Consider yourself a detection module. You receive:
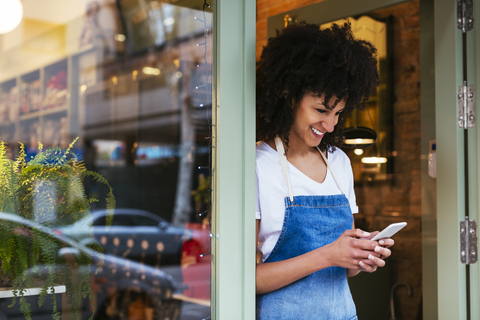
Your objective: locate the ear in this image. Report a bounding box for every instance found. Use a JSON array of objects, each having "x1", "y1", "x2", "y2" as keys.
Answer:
[{"x1": 290, "y1": 99, "x2": 296, "y2": 109}]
